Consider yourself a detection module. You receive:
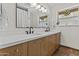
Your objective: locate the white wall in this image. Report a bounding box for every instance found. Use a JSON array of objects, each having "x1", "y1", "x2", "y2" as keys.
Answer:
[
  {"x1": 1, "y1": 3, "x2": 29, "y2": 35},
  {"x1": 1, "y1": 3, "x2": 51, "y2": 35},
  {"x1": 51, "y1": 3, "x2": 79, "y2": 49},
  {"x1": 2, "y1": 3, "x2": 16, "y2": 31}
]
